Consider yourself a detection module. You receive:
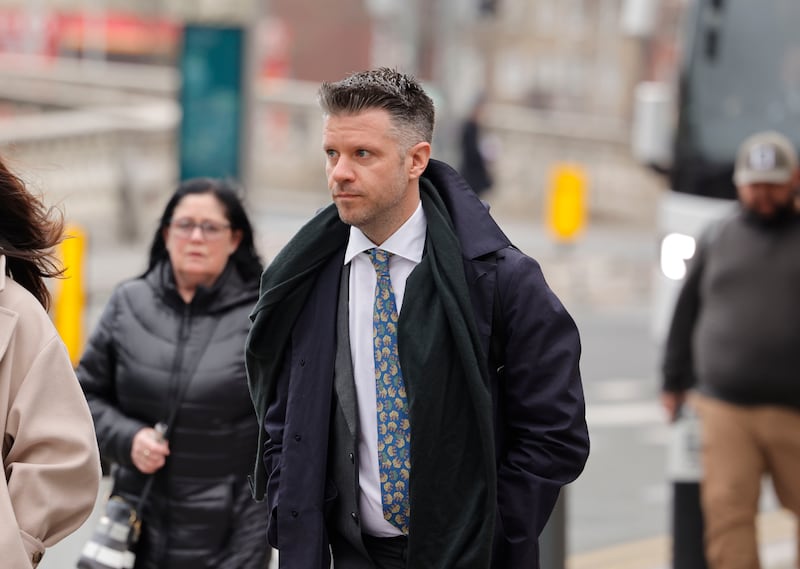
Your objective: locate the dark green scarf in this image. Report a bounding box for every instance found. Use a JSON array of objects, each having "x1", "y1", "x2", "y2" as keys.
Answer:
[{"x1": 247, "y1": 180, "x2": 496, "y2": 568}]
